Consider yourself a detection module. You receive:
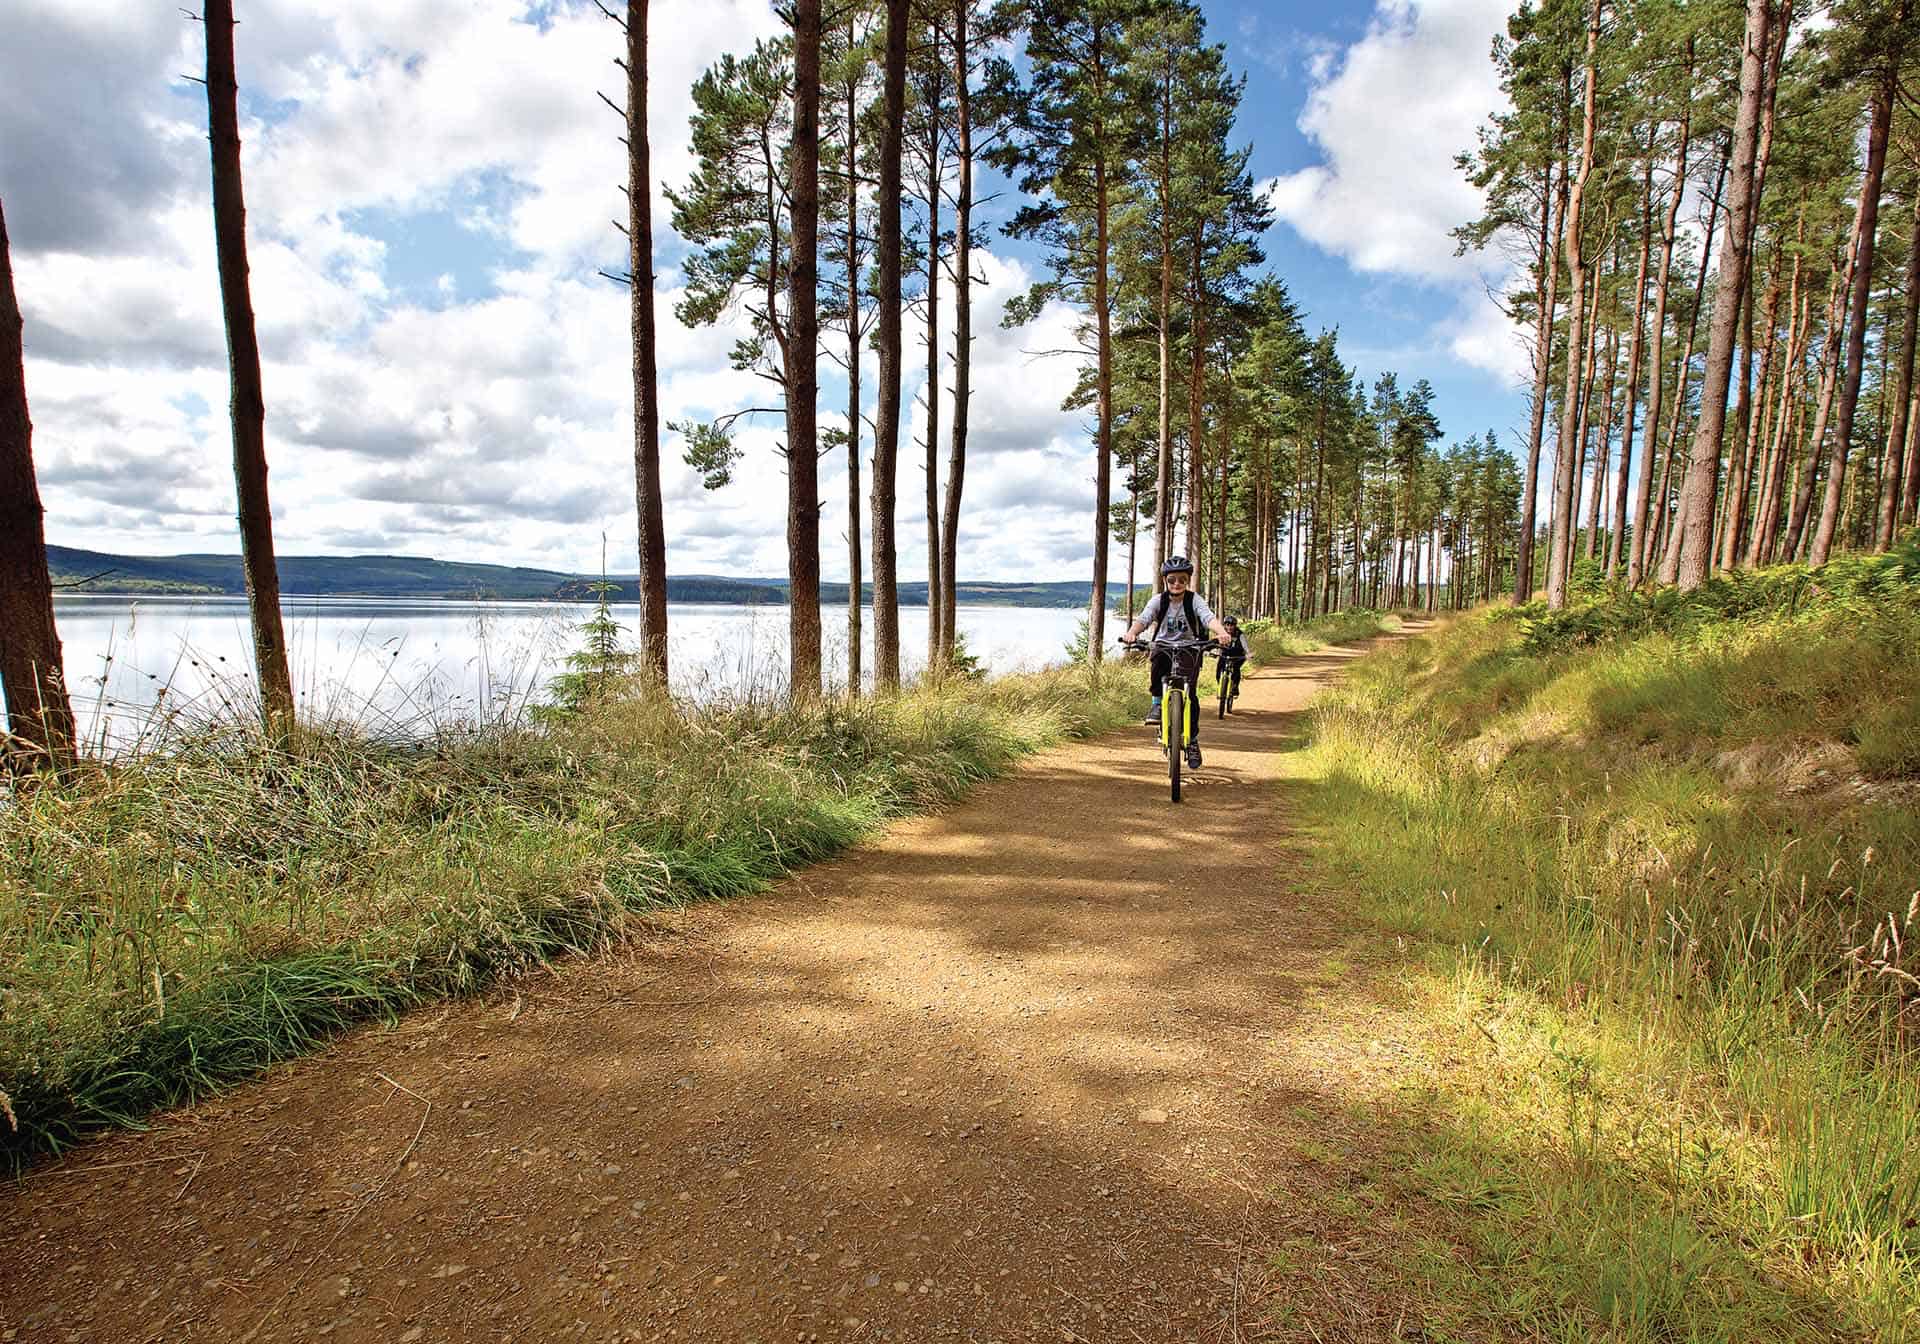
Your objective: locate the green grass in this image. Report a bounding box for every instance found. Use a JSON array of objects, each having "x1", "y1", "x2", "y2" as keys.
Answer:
[
  {"x1": 1283, "y1": 561, "x2": 1920, "y2": 1341},
  {"x1": 0, "y1": 661, "x2": 1145, "y2": 1169},
  {"x1": 1244, "y1": 607, "x2": 1399, "y2": 663}
]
